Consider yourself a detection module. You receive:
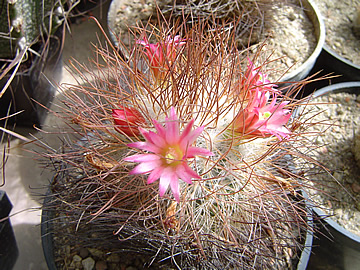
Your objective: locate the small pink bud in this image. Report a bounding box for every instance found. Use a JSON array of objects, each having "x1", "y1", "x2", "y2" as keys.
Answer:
[
  {"x1": 137, "y1": 36, "x2": 186, "y2": 81},
  {"x1": 112, "y1": 107, "x2": 146, "y2": 137}
]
